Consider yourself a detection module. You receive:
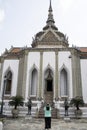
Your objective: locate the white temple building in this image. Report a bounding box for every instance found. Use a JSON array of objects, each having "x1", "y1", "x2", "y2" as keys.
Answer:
[{"x1": 0, "y1": 0, "x2": 87, "y2": 117}]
